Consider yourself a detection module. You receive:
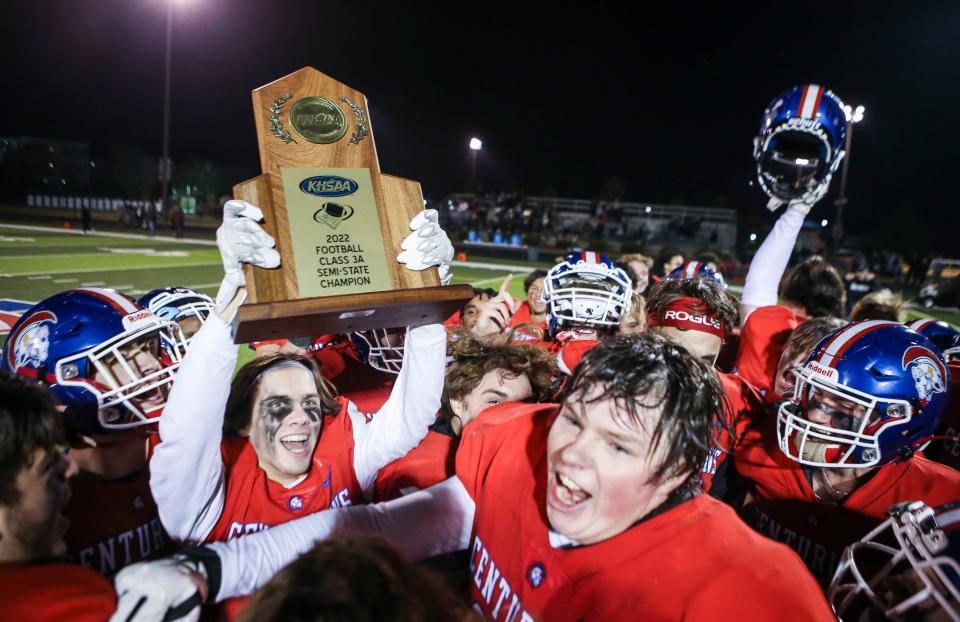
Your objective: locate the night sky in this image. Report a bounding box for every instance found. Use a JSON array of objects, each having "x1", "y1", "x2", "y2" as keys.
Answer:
[{"x1": 2, "y1": 1, "x2": 958, "y2": 251}]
